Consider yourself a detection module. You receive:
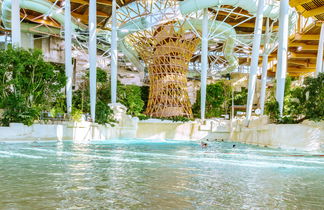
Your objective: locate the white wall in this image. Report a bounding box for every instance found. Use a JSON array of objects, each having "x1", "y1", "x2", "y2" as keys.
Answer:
[
  {"x1": 136, "y1": 119, "x2": 231, "y2": 141},
  {"x1": 230, "y1": 118, "x2": 324, "y2": 151},
  {"x1": 0, "y1": 122, "x2": 120, "y2": 141},
  {"x1": 0, "y1": 114, "x2": 323, "y2": 151}
]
